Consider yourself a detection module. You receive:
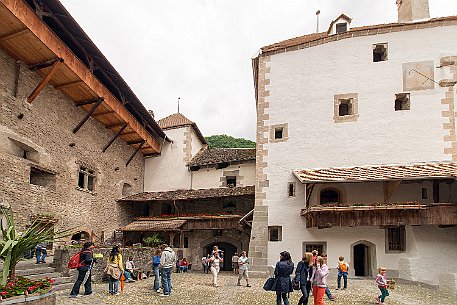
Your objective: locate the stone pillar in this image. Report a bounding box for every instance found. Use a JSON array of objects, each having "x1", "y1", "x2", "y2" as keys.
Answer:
[{"x1": 397, "y1": 0, "x2": 430, "y2": 22}]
